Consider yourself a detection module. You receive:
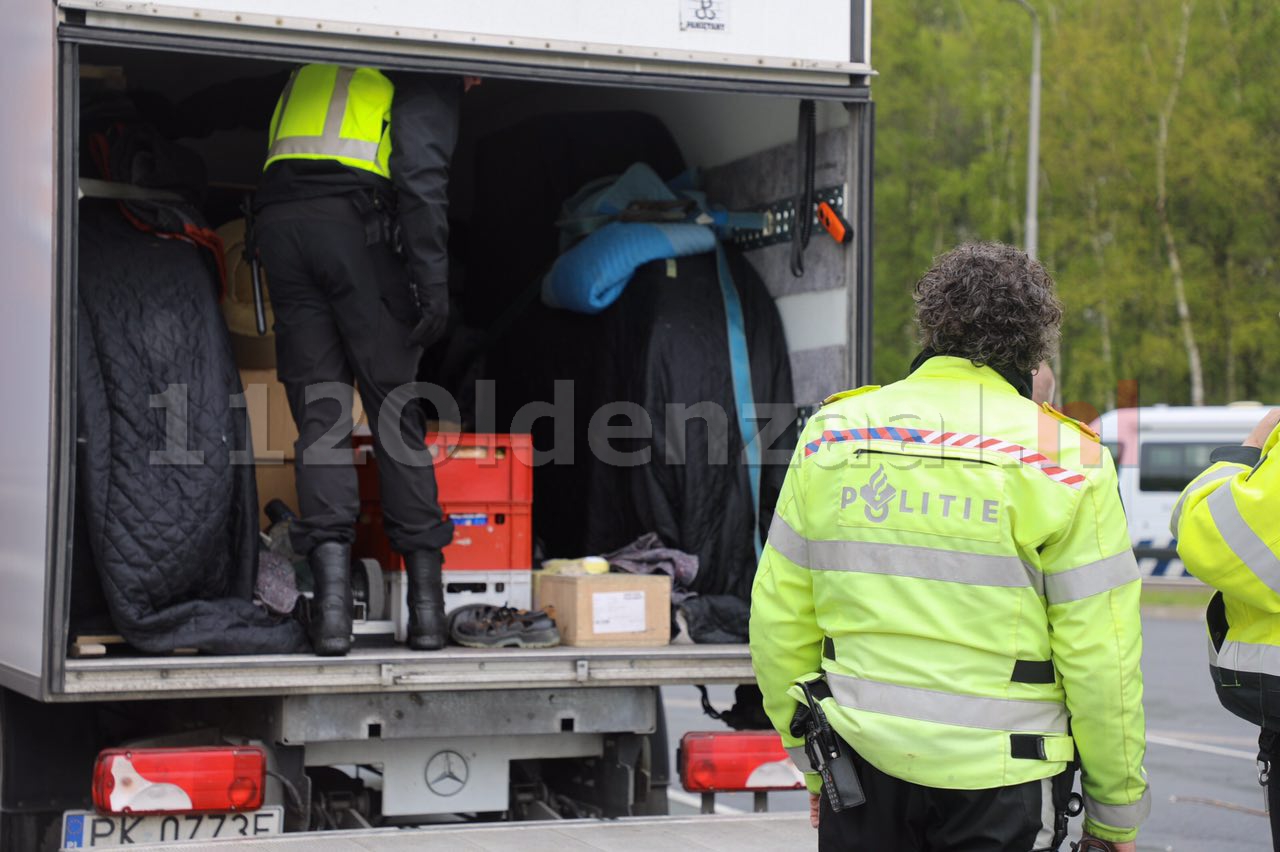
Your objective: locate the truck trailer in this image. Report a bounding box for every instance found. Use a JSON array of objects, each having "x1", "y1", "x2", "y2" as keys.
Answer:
[{"x1": 0, "y1": 1, "x2": 875, "y2": 847}]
